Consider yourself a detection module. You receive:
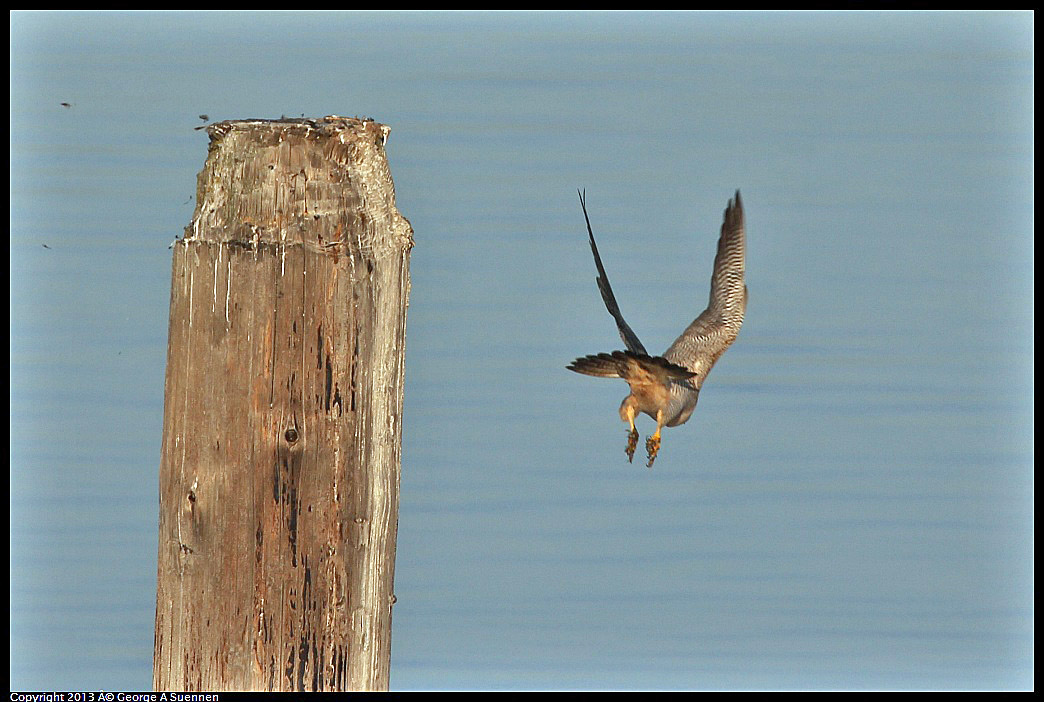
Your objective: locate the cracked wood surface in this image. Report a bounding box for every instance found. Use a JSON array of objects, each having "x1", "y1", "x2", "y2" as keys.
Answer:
[{"x1": 154, "y1": 116, "x2": 412, "y2": 692}]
